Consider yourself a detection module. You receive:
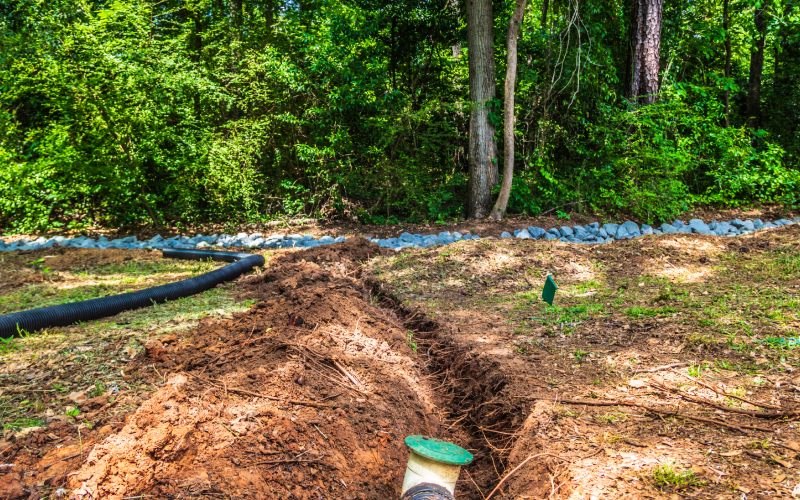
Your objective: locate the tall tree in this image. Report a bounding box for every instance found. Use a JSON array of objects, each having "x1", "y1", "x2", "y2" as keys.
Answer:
[
  {"x1": 747, "y1": 0, "x2": 769, "y2": 126},
  {"x1": 466, "y1": 0, "x2": 498, "y2": 219},
  {"x1": 490, "y1": 0, "x2": 527, "y2": 220},
  {"x1": 723, "y1": 0, "x2": 732, "y2": 125},
  {"x1": 628, "y1": 0, "x2": 663, "y2": 103}
]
